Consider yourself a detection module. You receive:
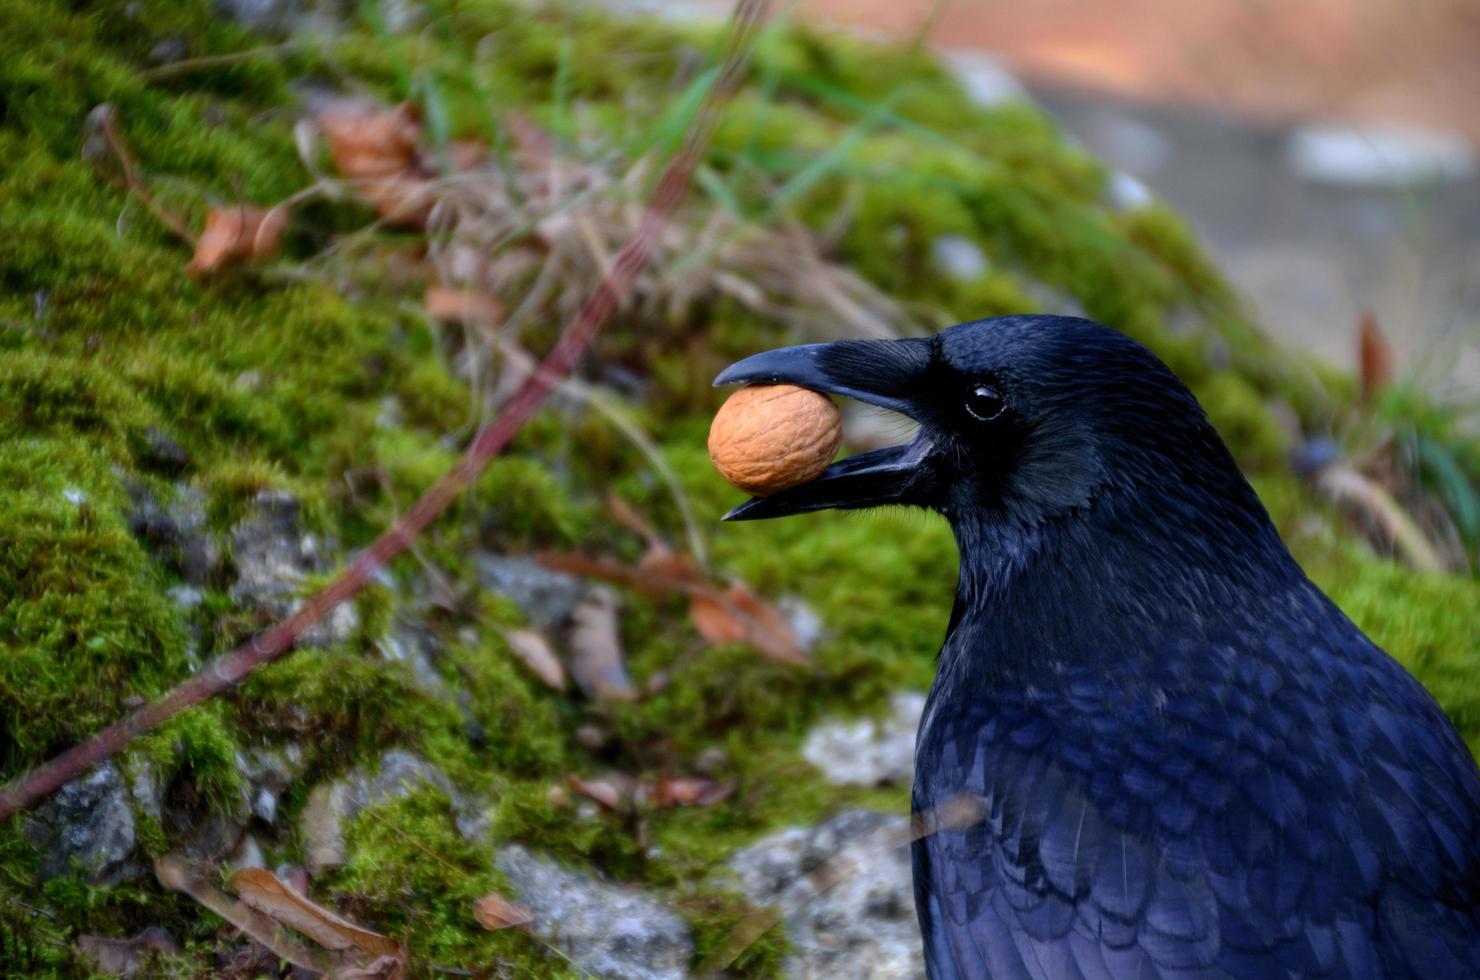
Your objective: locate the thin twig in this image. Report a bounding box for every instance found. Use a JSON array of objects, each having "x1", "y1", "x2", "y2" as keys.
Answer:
[
  {"x1": 95, "y1": 105, "x2": 197, "y2": 244},
  {"x1": 138, "y1": 41, "x2": 303, "y2": 81},
  {"x1": 0, "y1": 0, "x2": 771, "y2": 823}
]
